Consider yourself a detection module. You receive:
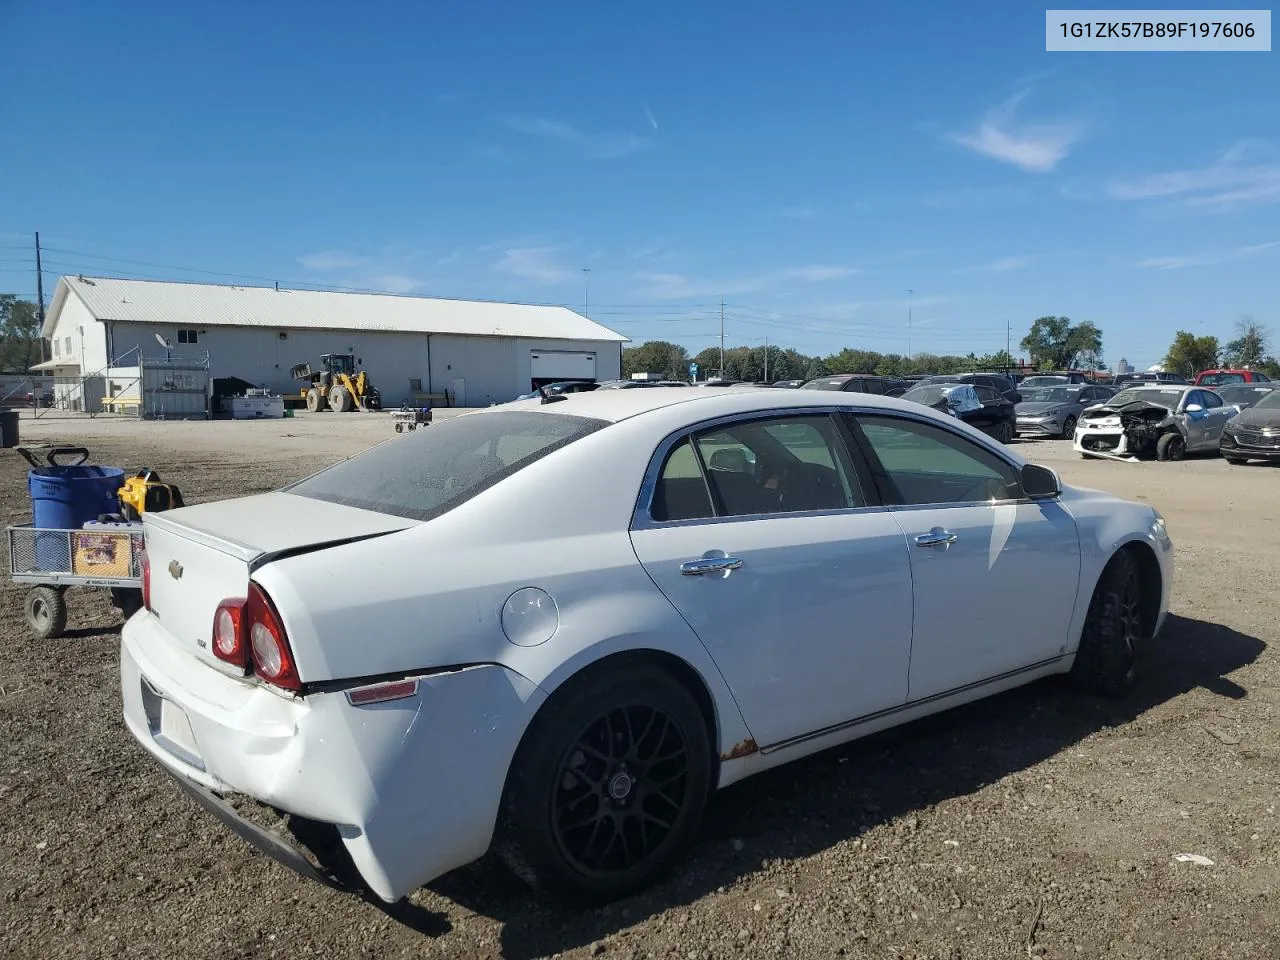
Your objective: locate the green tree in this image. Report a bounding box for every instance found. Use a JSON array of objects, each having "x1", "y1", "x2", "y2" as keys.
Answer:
[
  {"x1": 823, "y1": 348, "x2": 882, "y2": 375},
  {"x1": 1163, "y1": 331, "x2": 1220, "y2": 378},
  {"x1": 1020, "y1": 316, "x2": 1104, "y2": 370},
  {"x1": 621, "y1": 340, "x2": 690, "y2": 380},
  {"x1": 692, "y1": 346, "x2": 723, "y2": 378},
  {"x1": 0, "y1": 295, "x2": 43, "y2": 372},
  {"x1": 1222, "y1": 316, "x2": 1271, "y2": 369}
]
